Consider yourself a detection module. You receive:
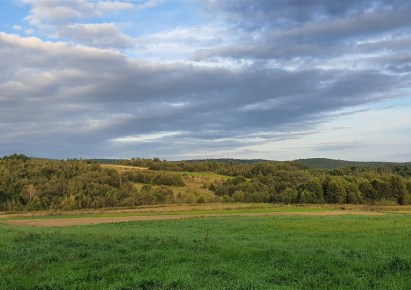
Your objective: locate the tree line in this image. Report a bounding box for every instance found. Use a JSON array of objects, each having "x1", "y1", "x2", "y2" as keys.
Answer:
[
  {"x1": 1, "y1": 154, "x2": 410, "y2": 211},
  {"x1": 121, "y1": 158, "x2": 411, "y2": 205},
  {"x1": 0, "y1": 154, "x2": 185, "y2": 211}
]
